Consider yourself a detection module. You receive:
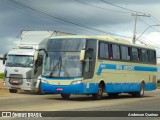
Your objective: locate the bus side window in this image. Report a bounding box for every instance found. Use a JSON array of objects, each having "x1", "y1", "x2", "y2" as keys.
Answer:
[
  {"x1": 99, "y1": 42, "x2": 109, "y2": 59},
  {"x1": 138, "y1": 49, "x2": 141, "y2": 61},
  {"x1": 148, "y1": 50, "x2": 156, "y2": 64},
  {"x1": 109, "y1": 44, "x2": 113, "y2": 60},
  {"x1": 141, "y1": 49, "x2": 147, "y2": 63},
  {"x1": 132, "y1": 48, "x2": 139, "y2": 62},
  {"x1": 112, "y1": 44, "x2": 120, "y2": 60}
]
